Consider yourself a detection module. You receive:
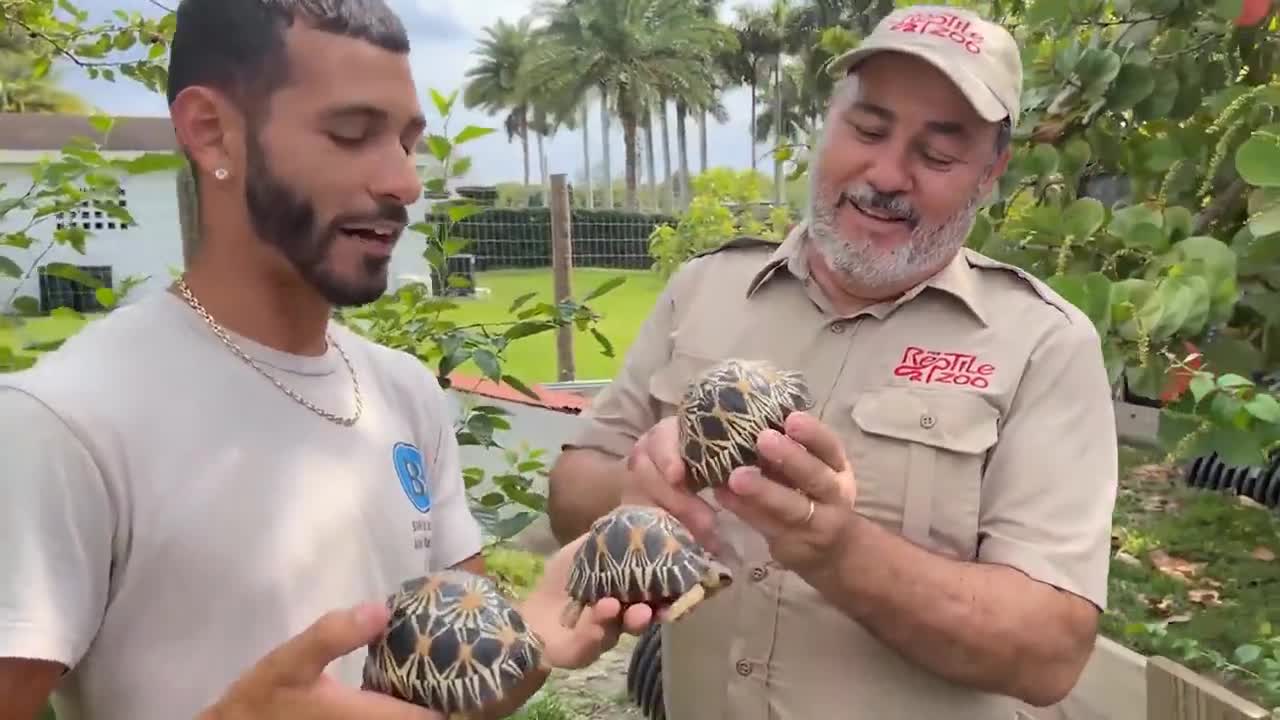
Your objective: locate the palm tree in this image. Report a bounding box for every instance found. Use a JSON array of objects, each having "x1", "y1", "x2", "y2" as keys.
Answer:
[
  {"x1": 462, "y1": 17, "x2": 536, "y2": 188},
  {"x1": 523, "y1": 0, "x2": 735, "y2": 210}
]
